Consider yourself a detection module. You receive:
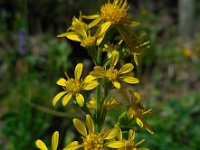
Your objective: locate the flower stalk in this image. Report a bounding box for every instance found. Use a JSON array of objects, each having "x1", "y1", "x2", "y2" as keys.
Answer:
[{"x1": 35, "y1": 0, "x2": 154, "y2": 149}]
